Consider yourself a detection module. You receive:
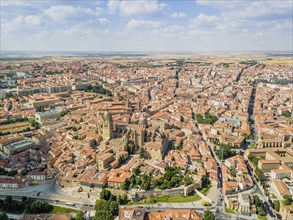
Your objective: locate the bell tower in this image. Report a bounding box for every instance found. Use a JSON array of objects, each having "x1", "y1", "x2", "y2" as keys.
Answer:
[{"x1": 102, "y1": 109, "x2": 113, "y2": 140}]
